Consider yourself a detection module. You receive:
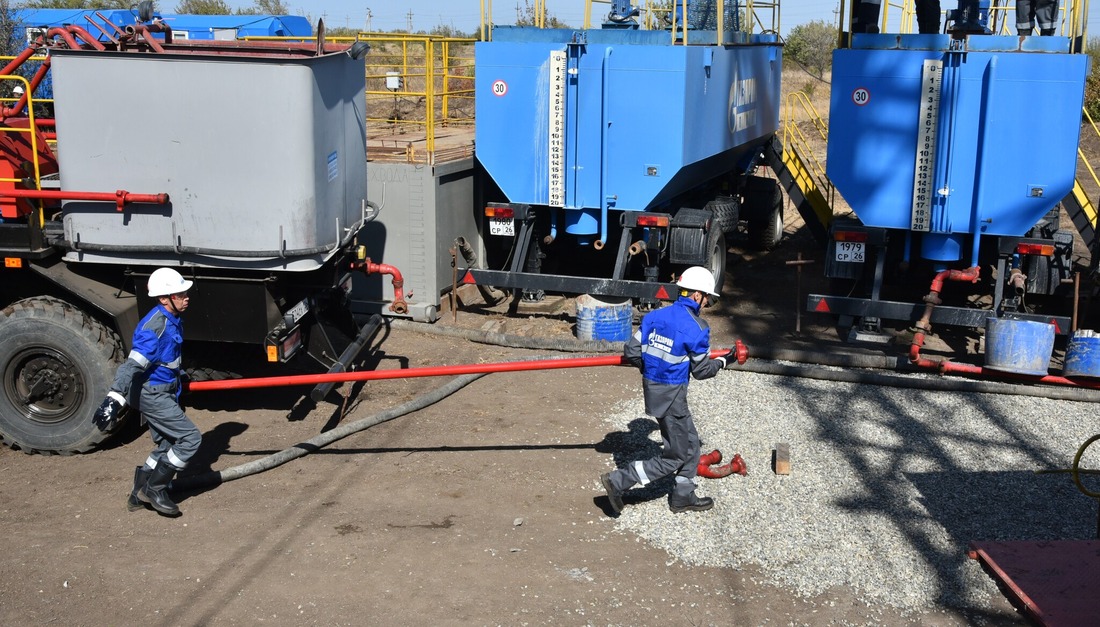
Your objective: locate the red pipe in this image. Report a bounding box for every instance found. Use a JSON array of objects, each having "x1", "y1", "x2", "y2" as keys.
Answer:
[
  {"x1": 355, "y1": 259, "x2": 408, "y2": 314},
  {"x1": 45, "y1": 27, "x2": 81, "y2": 50},
  {"x1": 2, "y1": 56, "x2": 51, "y2": 118},
  {"x1": 124, "y1": 24, "x2": 166, "y2": 53},
  {"x1": 0, "y1": 189, "x2": 169, "y2": 211},
  {"x1": 909, "y1": 267, "x2": 980, "y2": 369},
  {"x1": 187, "y1": 347, "x2": 741, "y2": 392},
  {"x1": 697, "y1": 449, "x2": 747, "y2": 478},
  {"x1": 0, "y1": 46, "x2": 38, "y2": 76},
  {"x1": 64, "y1": 25, "x2": 106, "y2": 51}
]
